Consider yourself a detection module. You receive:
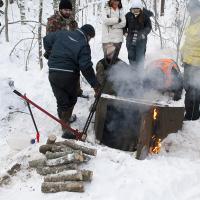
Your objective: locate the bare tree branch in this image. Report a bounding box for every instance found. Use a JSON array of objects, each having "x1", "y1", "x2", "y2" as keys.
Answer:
[{"x1": 0, "y1": 20, "x2": 46, "y2": 35}]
